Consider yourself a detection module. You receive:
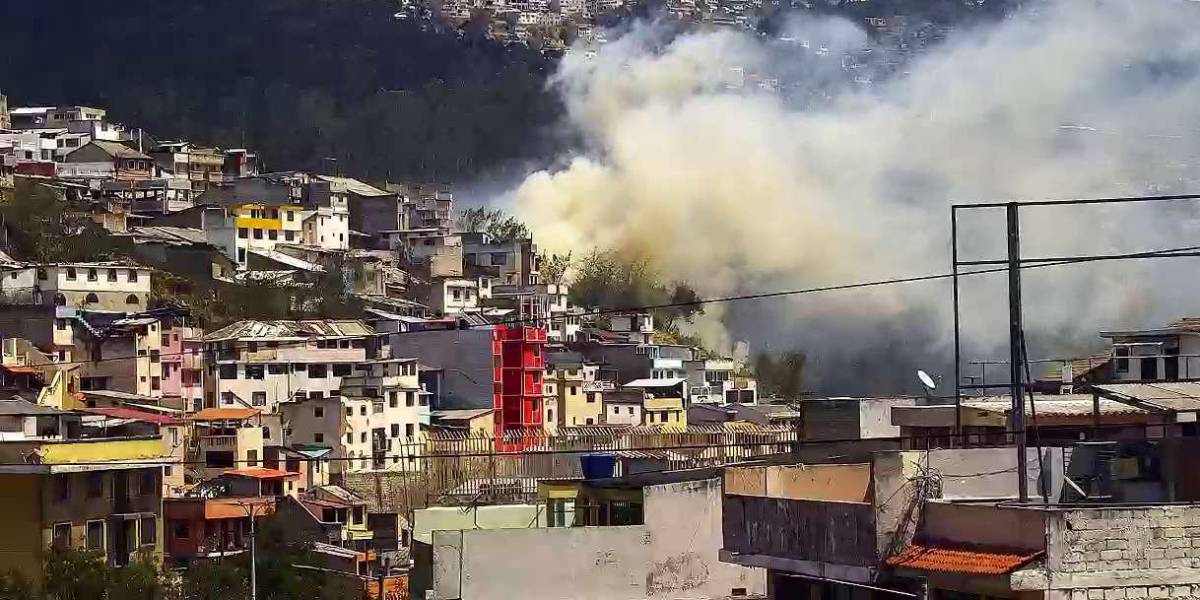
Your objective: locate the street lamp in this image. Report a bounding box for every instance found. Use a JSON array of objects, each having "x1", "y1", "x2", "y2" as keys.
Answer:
[{"x1": 235, "y1": 499, "x2": 272, "y2": 600}]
